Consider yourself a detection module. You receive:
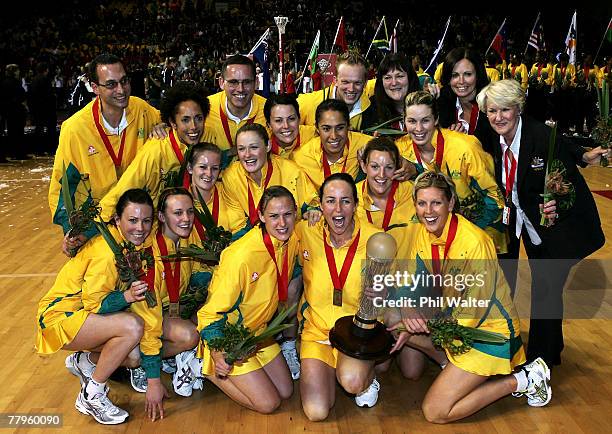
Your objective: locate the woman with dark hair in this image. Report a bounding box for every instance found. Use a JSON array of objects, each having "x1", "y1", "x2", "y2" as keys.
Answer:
[
  {"x1": 36, "y1": 189, "x2": 155, "y2": 425},
  {"x1": 197, "y1": 186, "x2": 299, "y2": 413},
  {"x1": 361, "y1": 53, "x2": 419, "y2": 131},
  {"x1": 426, "y1": 47, "x2": 496, "y2": 155},
  {"x1": 97, "y1": 80, "x2": 211, "y2": 223}
]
